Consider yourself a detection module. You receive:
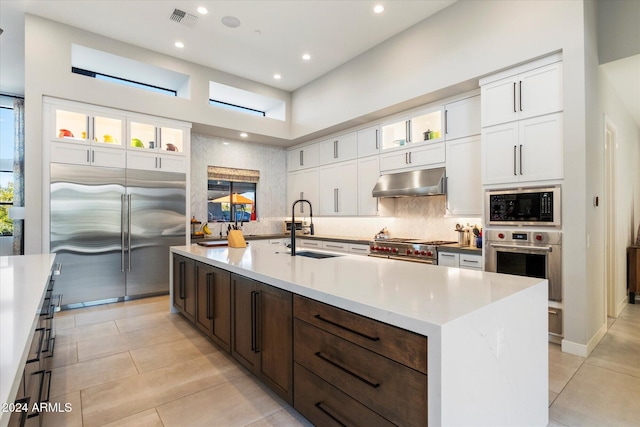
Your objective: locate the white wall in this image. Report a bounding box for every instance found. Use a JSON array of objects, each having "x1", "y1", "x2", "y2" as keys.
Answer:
[
  {"x1": 23, "y1": 14, "x2": 291, "y2": 255},
  {"x1": 190, "y1": 133, "x2": 287, "y2": 236}
]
